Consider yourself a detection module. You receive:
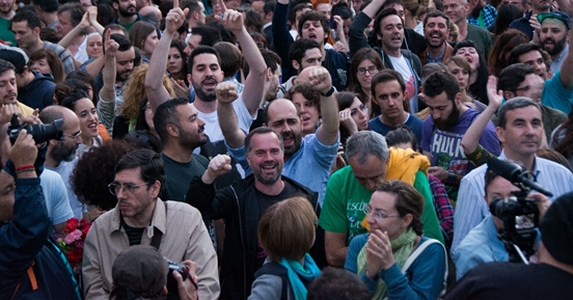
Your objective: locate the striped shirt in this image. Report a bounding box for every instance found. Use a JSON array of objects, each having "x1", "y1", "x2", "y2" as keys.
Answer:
[{"x1": 451, "y1": 151, "x2": 573, "y2": 255}]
